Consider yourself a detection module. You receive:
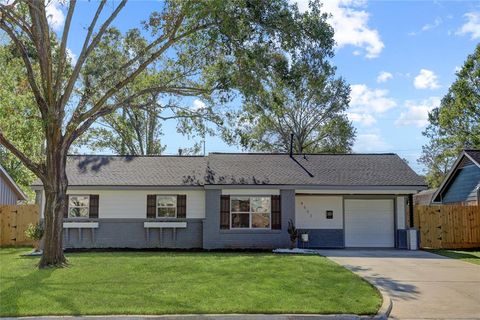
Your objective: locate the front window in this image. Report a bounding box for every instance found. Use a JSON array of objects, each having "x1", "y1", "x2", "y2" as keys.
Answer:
[
  {"x1": 231, "y1": 196, "x2": 271, "y2": 229},
  {"x1": 68, "y1": 195, "x2": 89, "y2": 218},
  {"x1": 157, "y1": 195, "x2": 177, "y2": 218}
]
